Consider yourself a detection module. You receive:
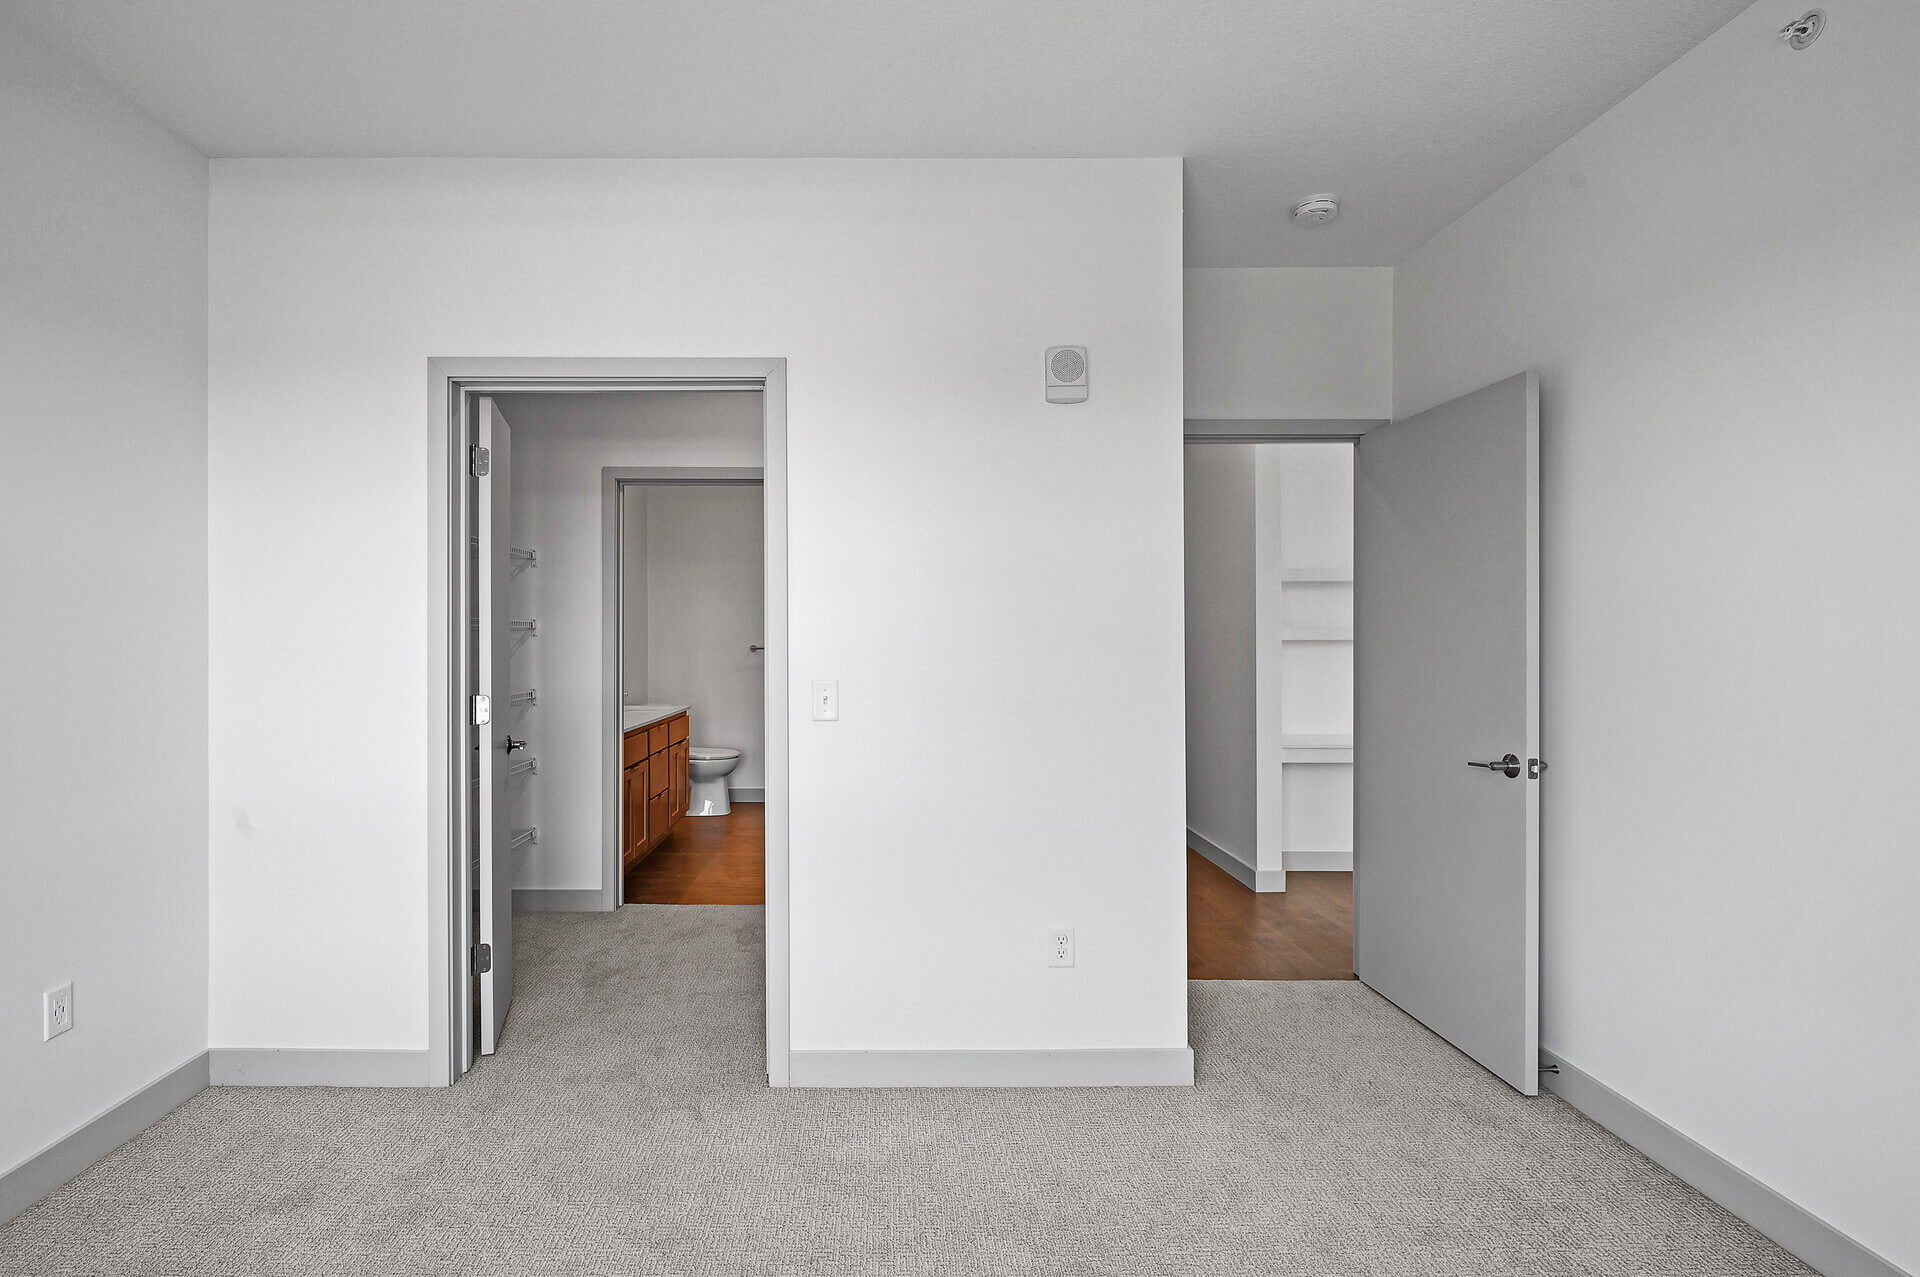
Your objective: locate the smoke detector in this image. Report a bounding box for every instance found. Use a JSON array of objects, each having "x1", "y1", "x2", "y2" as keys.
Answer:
[
  {"x1": 1779, "y1": 8, "x2": 1824, "y2": 48},
  {"x1": 1292, "y1": 195, "x2": 1340, "y2": 227}
]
